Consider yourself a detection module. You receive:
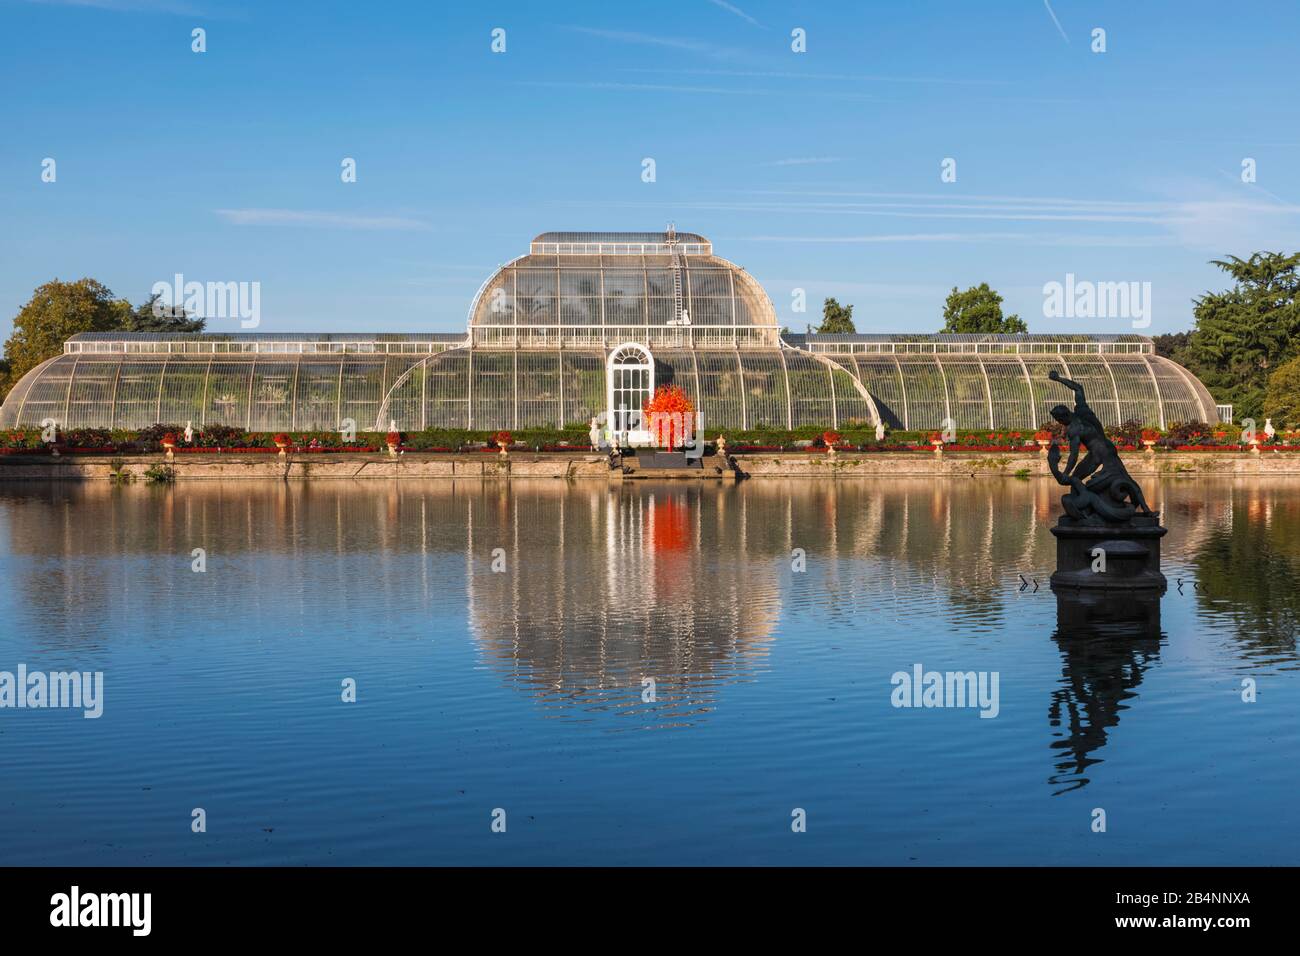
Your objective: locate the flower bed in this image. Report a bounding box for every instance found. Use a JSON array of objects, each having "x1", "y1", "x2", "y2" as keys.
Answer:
[
  {"x1": 933, "y1": 444, "x2": 1034, "y2": 453},
  {"x1": 296, "y1": 446, "x2": 379, "y2": 453},
  {"x1": 849, "y1": 444, "x2": 934, "y2": 452}
]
